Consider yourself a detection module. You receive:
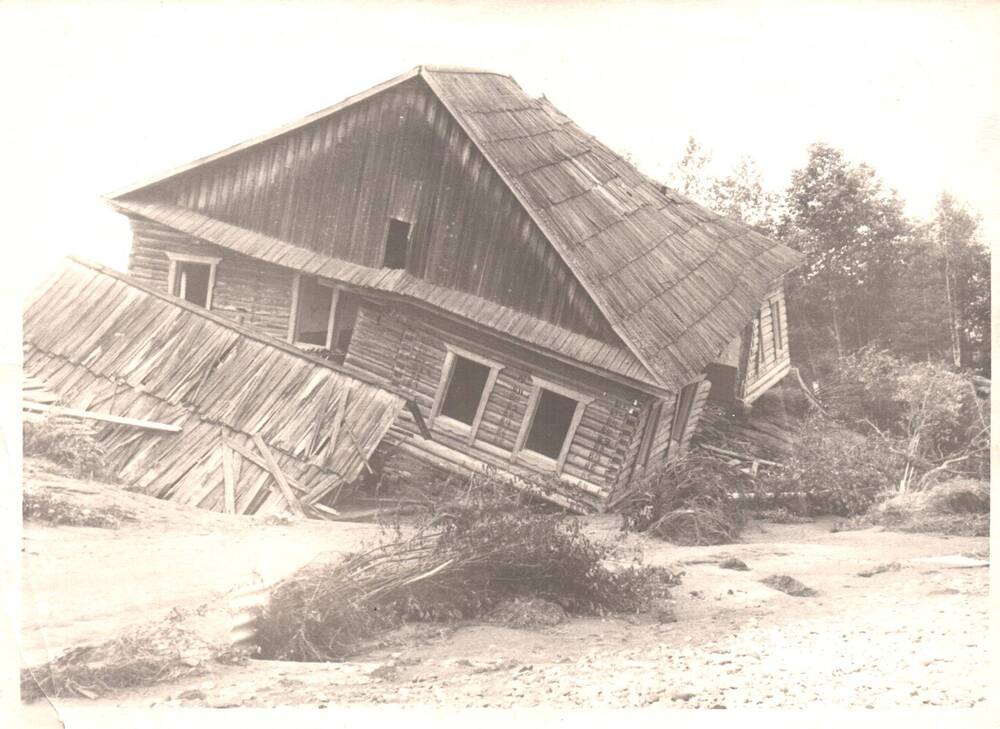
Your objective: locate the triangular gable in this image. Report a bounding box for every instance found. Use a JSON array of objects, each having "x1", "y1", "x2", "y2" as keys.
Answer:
[{"x1": 109, "y1": 66, "x2": 804, "y2": 390}]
